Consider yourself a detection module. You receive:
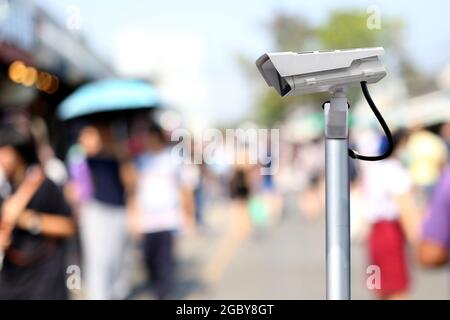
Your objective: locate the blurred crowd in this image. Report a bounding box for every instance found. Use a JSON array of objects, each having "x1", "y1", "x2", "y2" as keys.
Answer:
[
  {"x1": 0, "y1": 108, "x2": 283, "y2": 300},
  {"x1": 0, "y1": 105, "x2": 450, "y2": 300},
  {"x1": 283, "y1": 122, "x2": 450, "y2": 299},
  {"x1": 1, "y1": 0, "x2": 450, "y2": 301}
]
